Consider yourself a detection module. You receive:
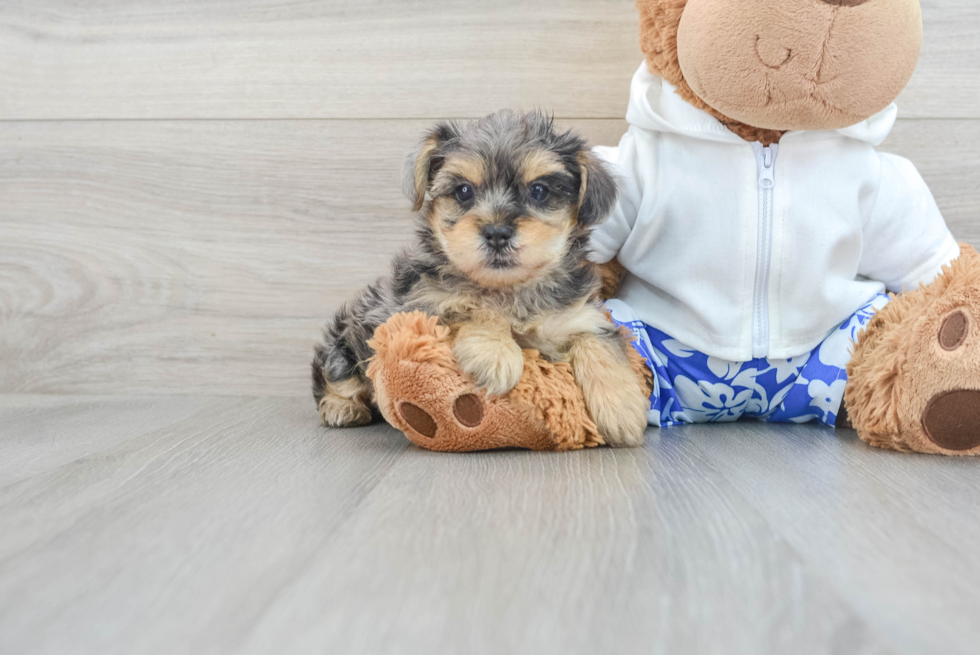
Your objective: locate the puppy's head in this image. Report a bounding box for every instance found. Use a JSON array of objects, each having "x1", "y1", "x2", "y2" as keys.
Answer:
[{"x1": 405, "y1": 111, "x2": 617, "y2": 288}]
